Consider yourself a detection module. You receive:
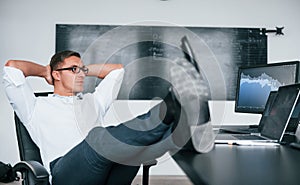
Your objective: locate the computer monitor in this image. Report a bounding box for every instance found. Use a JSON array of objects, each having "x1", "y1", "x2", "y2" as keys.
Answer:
[{"x1": 235, "y1": 61, "x2": 299, "y2": 114}]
